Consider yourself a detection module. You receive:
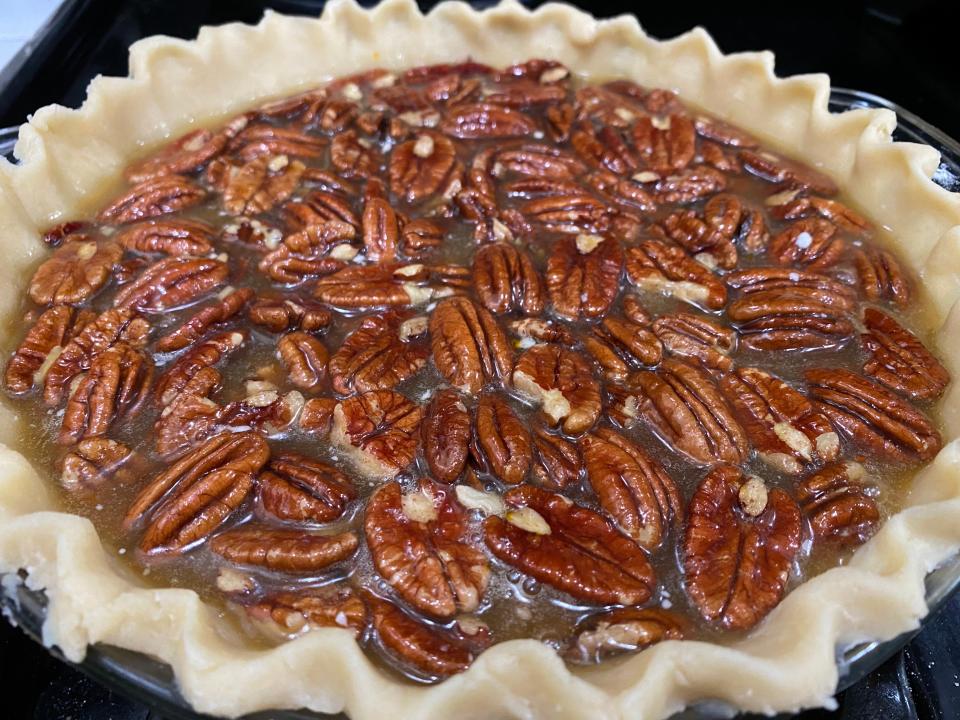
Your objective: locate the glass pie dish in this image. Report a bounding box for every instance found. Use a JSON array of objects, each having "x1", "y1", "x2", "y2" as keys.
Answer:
[{"x1": 1, "y1": 84, "x2": 959, "y2": 720}]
